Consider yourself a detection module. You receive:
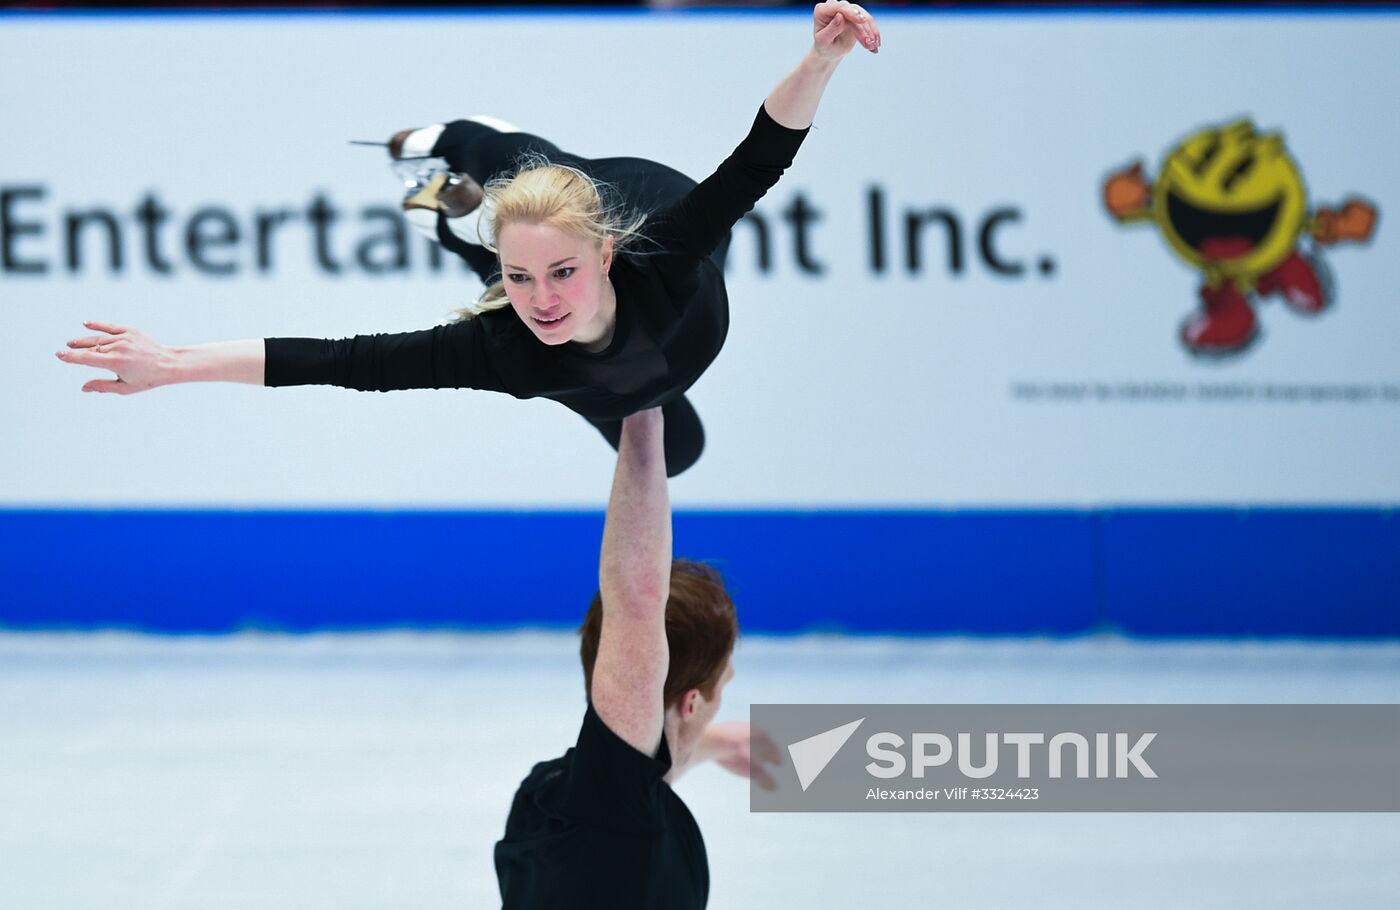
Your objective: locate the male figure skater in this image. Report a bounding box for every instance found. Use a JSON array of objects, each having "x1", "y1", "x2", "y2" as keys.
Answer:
[{"x1": 493, "y1": 407, "x2": 779, "y2": 908}]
